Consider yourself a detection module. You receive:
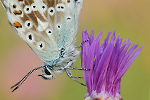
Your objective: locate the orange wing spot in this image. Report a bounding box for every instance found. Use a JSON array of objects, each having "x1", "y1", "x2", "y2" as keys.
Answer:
[
  {"x1": 13, "y1": 21, "x2": 22, "y2": 28},
  {"x1": 67, "y1": 0, "x2": 70, "y2": 3},
  {"x1": 13, "y1": 10, "x2": 22, "y2": 15}
]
